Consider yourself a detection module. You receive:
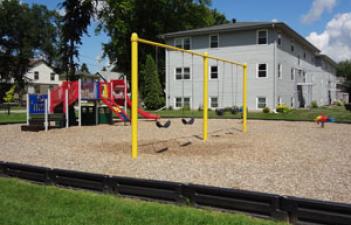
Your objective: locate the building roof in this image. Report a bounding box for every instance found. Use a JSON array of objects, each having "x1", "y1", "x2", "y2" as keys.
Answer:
[{"x1": 160, "y1": 21, "x2": 321, "y2": 54}]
